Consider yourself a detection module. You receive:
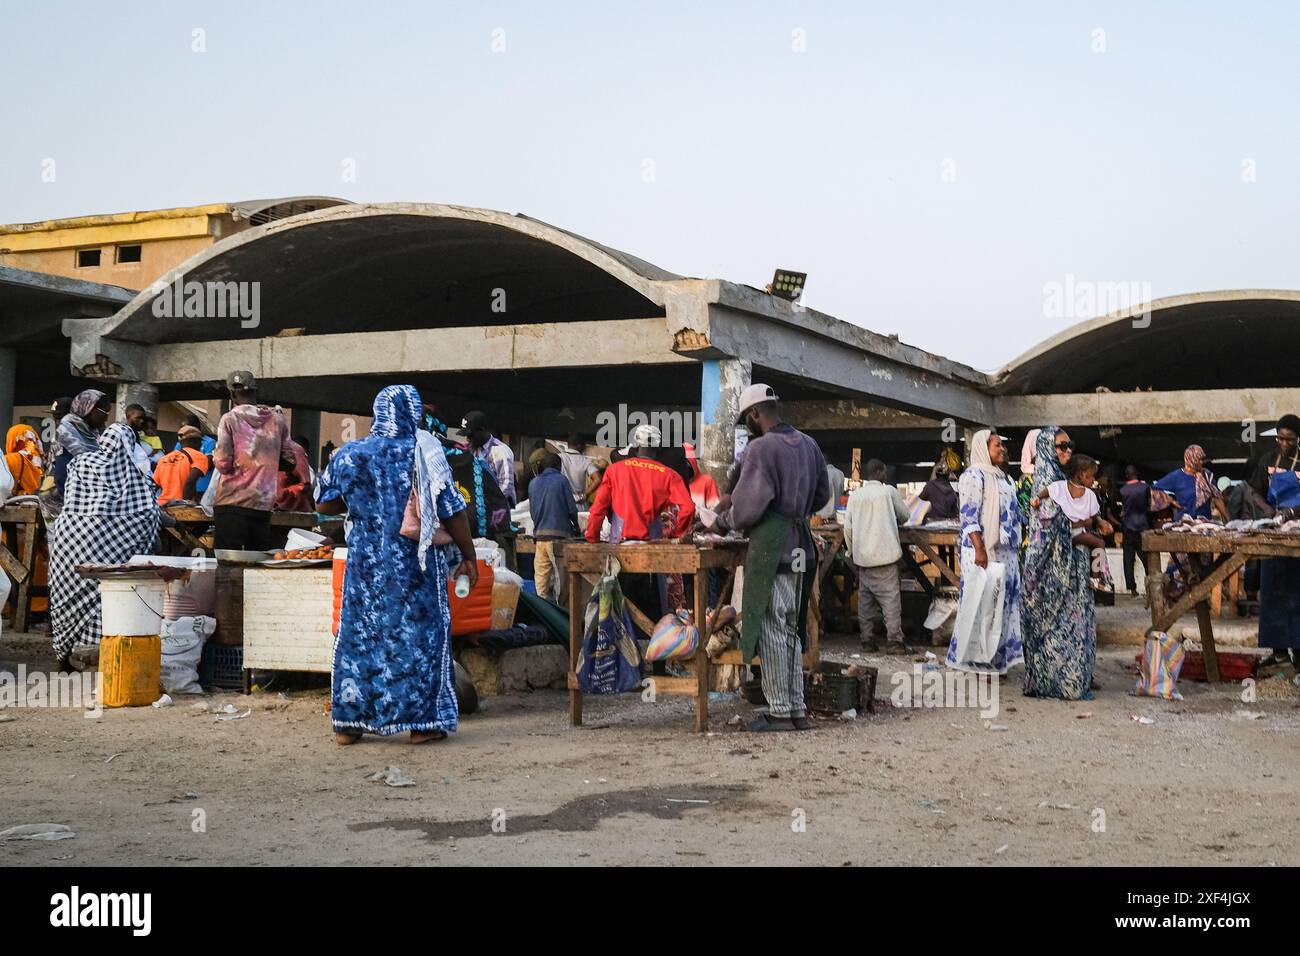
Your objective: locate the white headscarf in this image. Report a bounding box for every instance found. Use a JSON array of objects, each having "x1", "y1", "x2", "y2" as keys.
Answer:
[{"x1": 969, "y1": 428, "x2": 1008, "y2": 547}]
